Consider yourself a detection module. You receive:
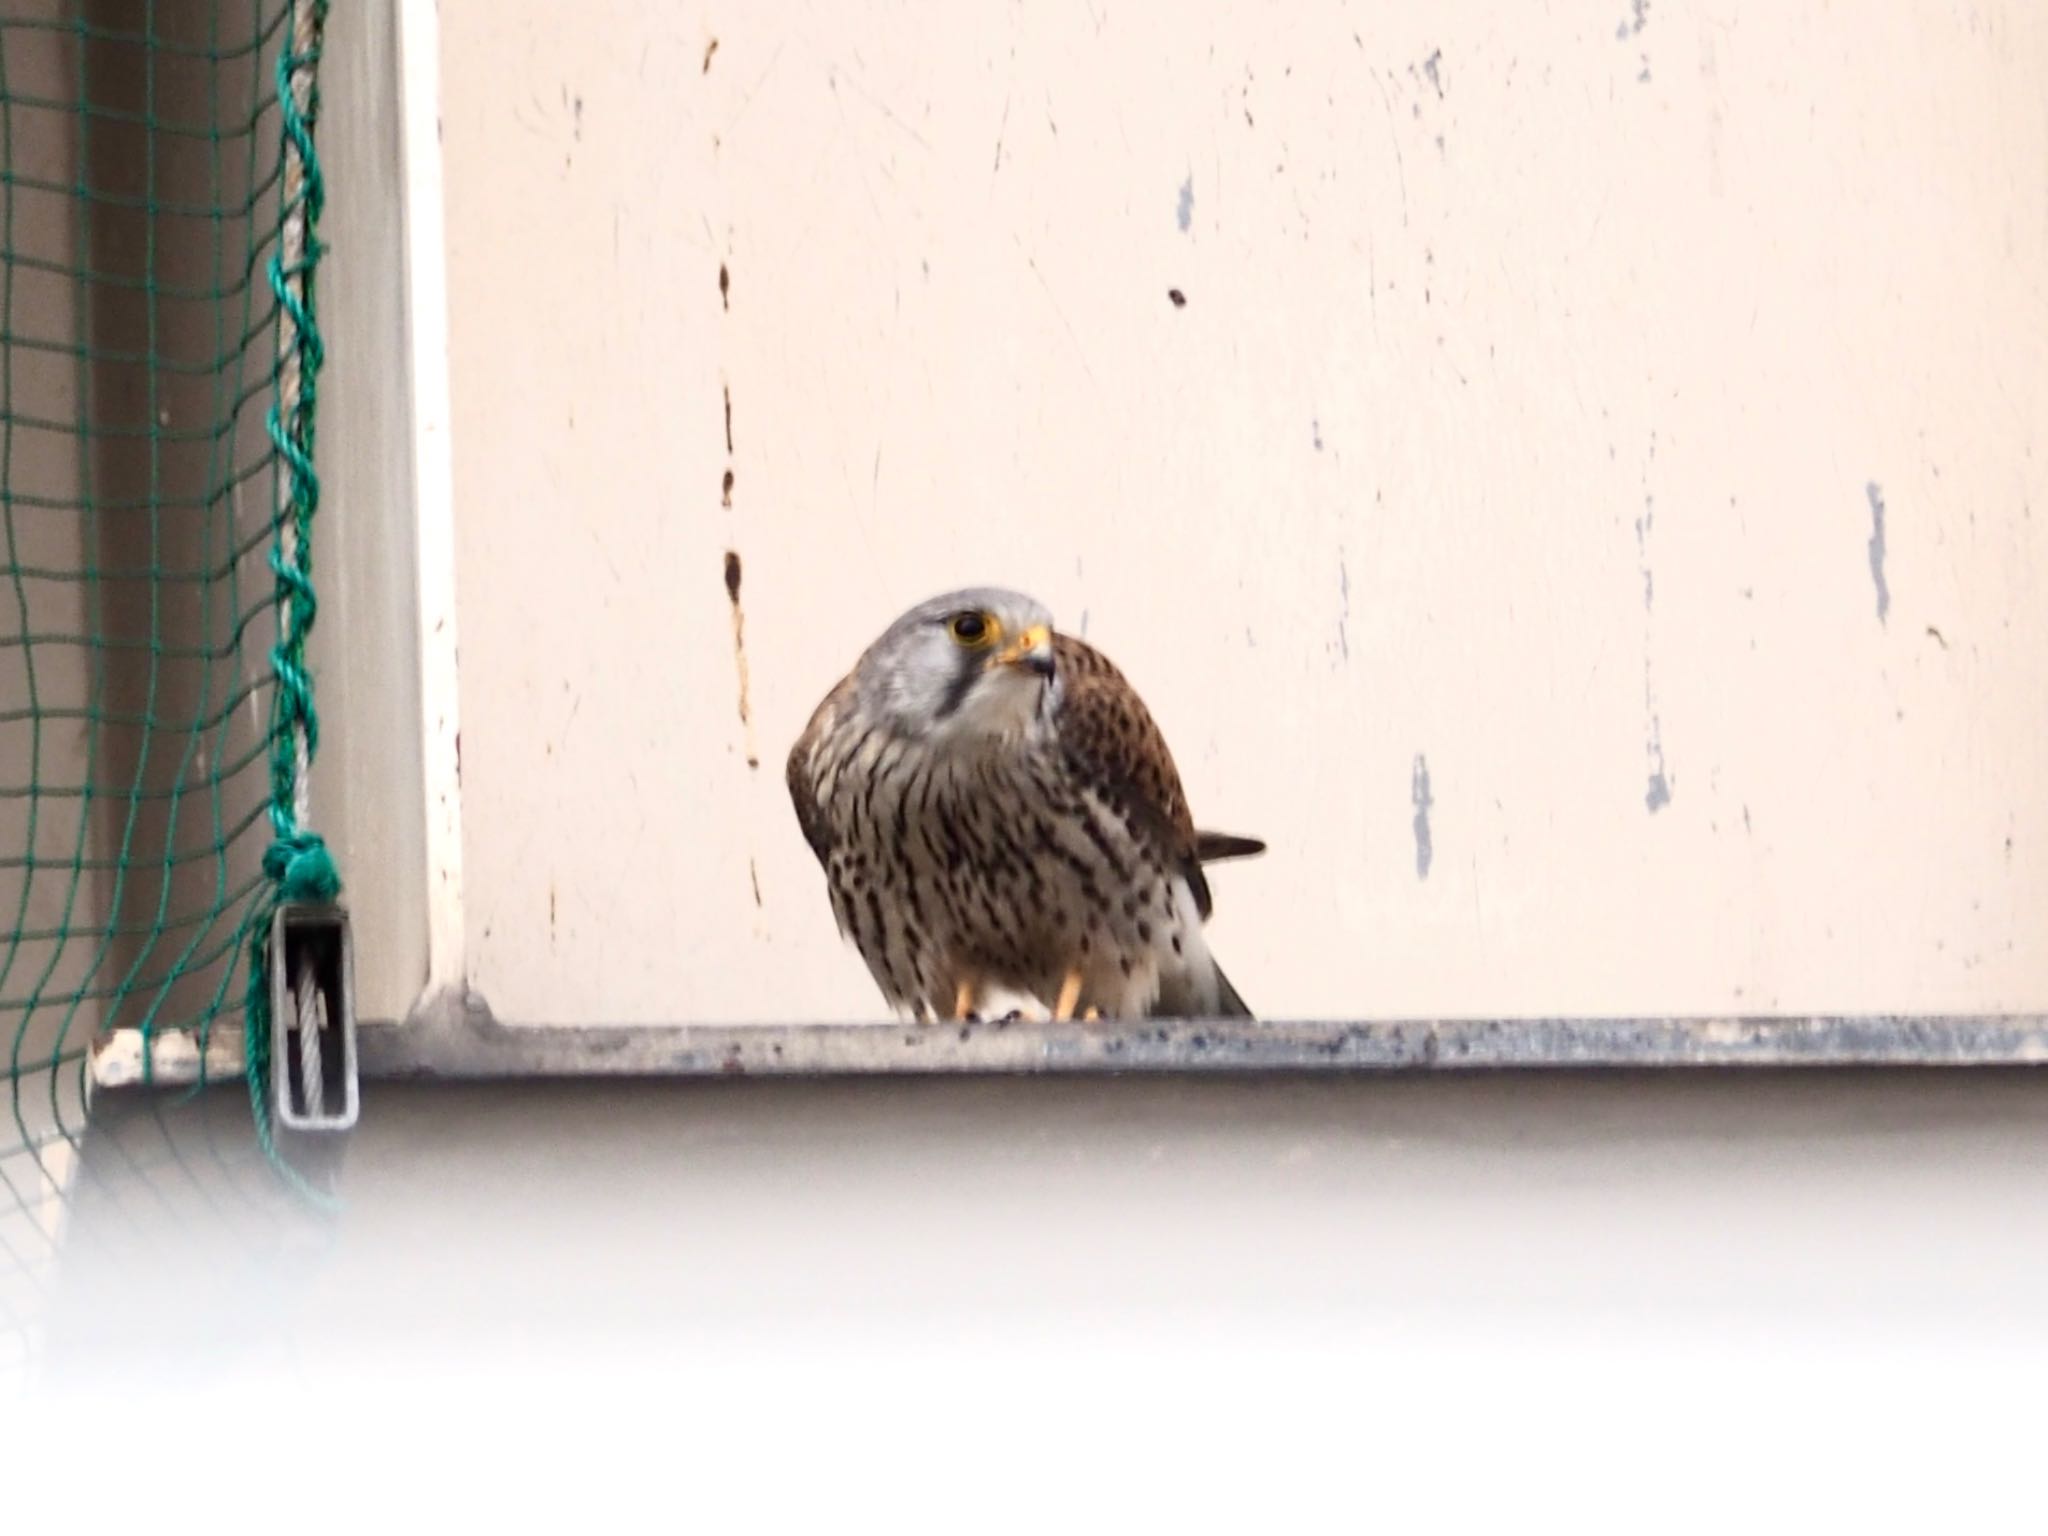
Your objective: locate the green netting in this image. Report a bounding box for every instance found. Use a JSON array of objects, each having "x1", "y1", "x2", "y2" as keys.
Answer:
[{"x1": 0, "y1": 0, "x2": 333, "y2": 1372}]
